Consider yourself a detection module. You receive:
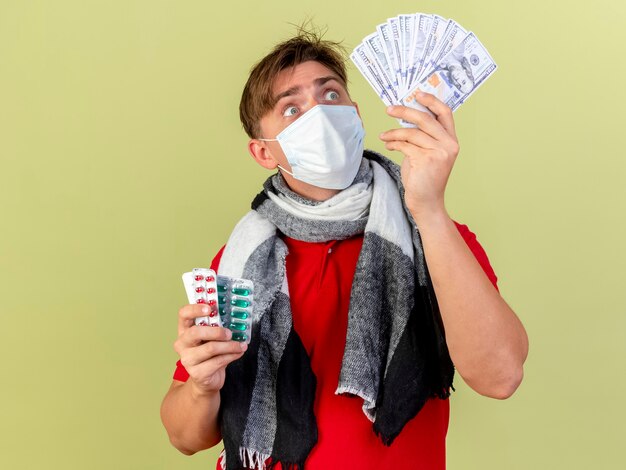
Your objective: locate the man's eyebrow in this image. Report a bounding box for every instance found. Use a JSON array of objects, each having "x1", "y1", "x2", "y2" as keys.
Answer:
[
  {"x1": 314, "y1": 75, "x2": 342, "y2": 88},
  {"x1": 272, "y1": 75, "x2": 343, "y2": 104},
  {"x1": 273, "y1": 85, "x2": 301, "y2": 104}
]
